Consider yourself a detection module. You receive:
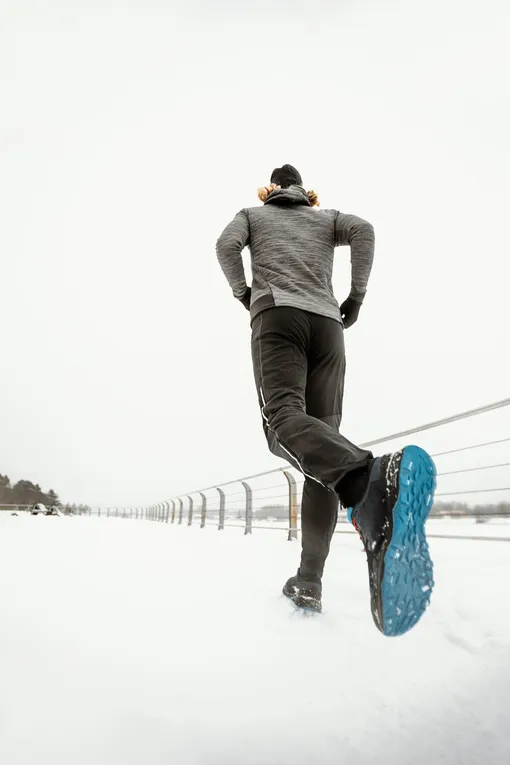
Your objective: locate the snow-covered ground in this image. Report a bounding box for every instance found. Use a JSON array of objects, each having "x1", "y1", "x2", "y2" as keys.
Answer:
[{"x1": 0, "y1": 515, "x2": 509, "y2": 765}]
